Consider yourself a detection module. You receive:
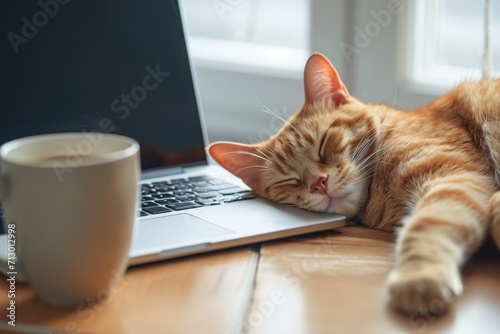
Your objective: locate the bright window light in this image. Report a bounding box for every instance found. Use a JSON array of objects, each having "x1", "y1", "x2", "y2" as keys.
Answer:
[
  {"x1": 183, "y1": 0, "x2": 310, "y2": 77},
  {"x1": 436, "y1": 0, "x2": 499, "y2": 71},
  {"x1": 406, "y1": 0, "x2": 498, "y2": 93}
]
